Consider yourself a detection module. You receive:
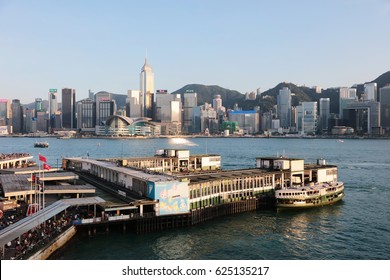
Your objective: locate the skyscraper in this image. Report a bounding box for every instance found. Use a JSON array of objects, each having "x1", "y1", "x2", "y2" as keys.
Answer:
[
  {"x1": 296, "y1": 102, "x2": 318, "y2": 134},
  {"x1": 277, "y1": 87, "x2": 292, "y2": 128},
  {"x1": 183, "y1": 91, "x2": 197, "y2": 133},
  {"x1": 319, "y1": 98, "x2": 330, "y2": 132},
  {"x1": 364, "y1": 83, "x2": 377, "y2": 101},
  {"x1": 0, "y1": 99, "x2": 11, "y2": 126},
  {"x1": 140, "y1": 55, "x2": 154, "y2": 118},
  {"x1": 62, "y1": 88, "x2": 76, "y2": 129},
  {"x1": 379, "y1": 85, "x2": 390, "y2": 131},
  {"x1": 339, "y1": 87, "x2": 356, "y2": 119},
  {"x1": 35, "y1": 98, "x2": 43, "y2": 118},
  {"x1": 126, "y1": 90, "x2": 142, "y2": 118},
  {"x1": 77, "y1": 98, "x2": 96, "y2": 130},
  {"x1": 95, "y1": 91, "x2": 115, "y2": 125},
  {"x1": 49, "y1": 90, "x2": 59, "y2": 130},
  {"x1": 11, "y1": 99, "x2": 23, "y2": 133},
  {"x1": 213, "y1": 95, "x2": 222, "y2": 112}
]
